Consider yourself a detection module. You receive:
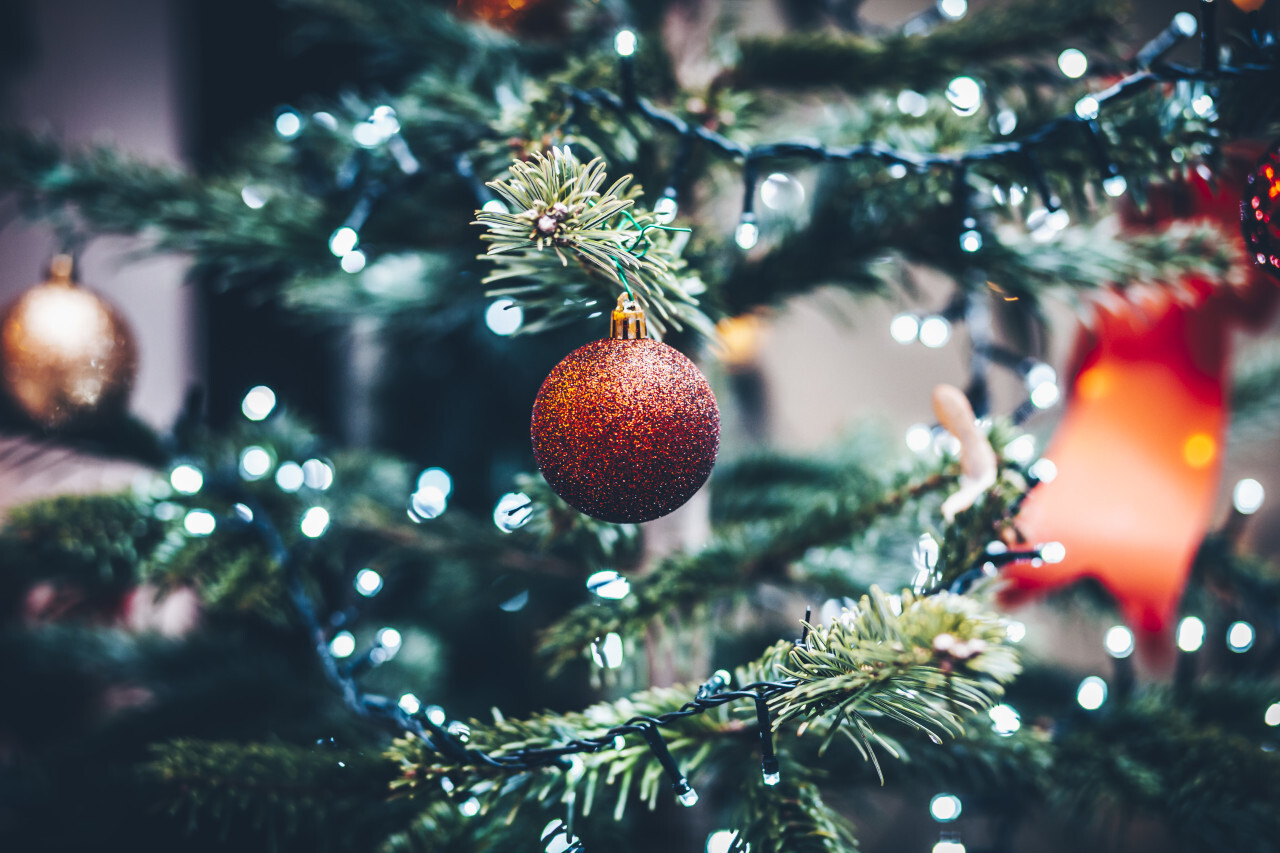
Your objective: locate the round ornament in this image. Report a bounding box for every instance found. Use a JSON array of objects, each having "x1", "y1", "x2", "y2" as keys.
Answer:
[
  {"x1": 531, "y1": 295, "x2": 719, "y2": 524},
  {"x1": 1230, "y1": 0, "x2": 1267, "y2": 12},
  {"x1": 1241, "y1": 140, "x2": 1280, "y2": 279},
  {"x1": 0, "y1": 255, "x2": 138, "y2": 428}
]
